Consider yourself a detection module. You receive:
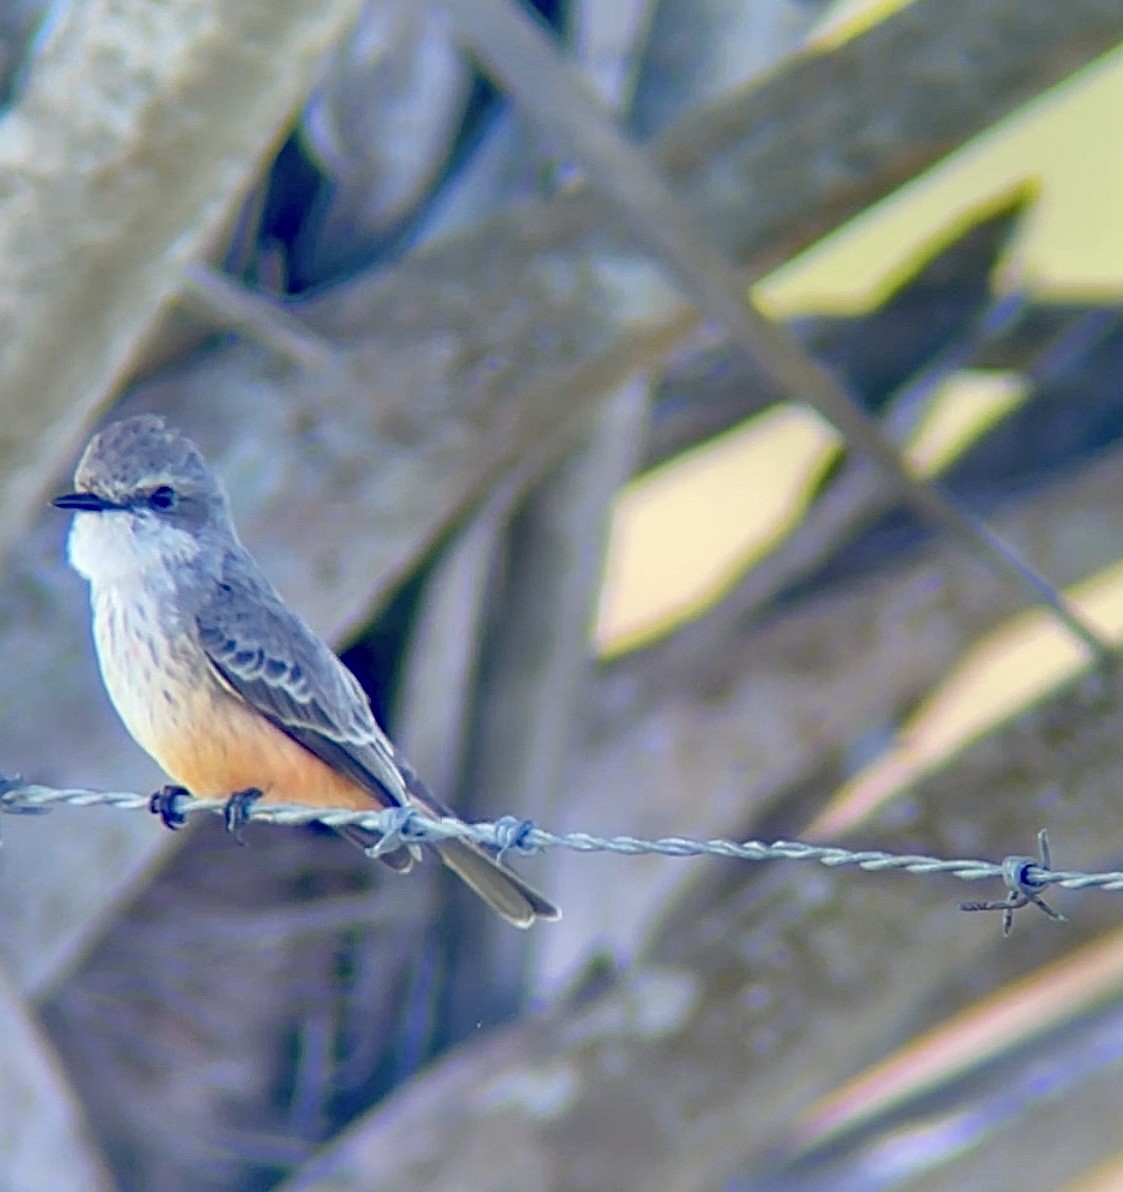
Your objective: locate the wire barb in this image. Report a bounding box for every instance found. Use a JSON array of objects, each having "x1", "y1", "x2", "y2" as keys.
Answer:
[
  {"x1": 493, "y1": 816, "x2": 538, "y2": 860},
  {"x1": 363, "y1": 806, "x2": 424, "y2": 858},
  {"x1": 0, "y1": 779, "x2": 1116, "y2": 931},
  {"x1": 960, "y1": 829, "x2": 1068, "y2": 936},
  {"x1": 0, "y1": 773, "x2": 50, "y2": 815}
]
